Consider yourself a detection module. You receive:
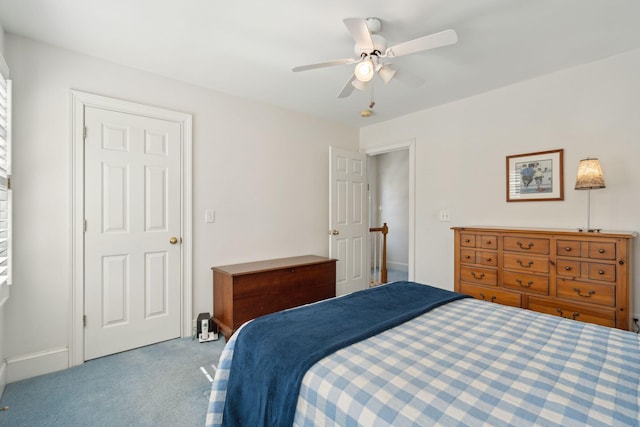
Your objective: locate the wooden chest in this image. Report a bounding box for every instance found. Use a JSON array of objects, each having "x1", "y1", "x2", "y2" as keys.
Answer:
[
  {"x1": 453, "y1": 227, "x2": 636, "y2": 330},
  {"x1": 212, "y1": 255, "x2": 336, "y2": 340}
]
